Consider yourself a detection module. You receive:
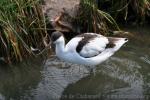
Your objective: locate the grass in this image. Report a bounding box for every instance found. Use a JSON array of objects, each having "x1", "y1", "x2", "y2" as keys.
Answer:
[
  {"x1": 74, "y1": 0, "x2": 149, "y2": 36},
  {"x1": 0, "y1": 0, "x2": 47, "y2": 64},
  {"x1": 98, "y1": 0, "x2": 150, "y2": 24},
  {"x1": 74, "y1": 0, "x2": 120, "y2": 35}
]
